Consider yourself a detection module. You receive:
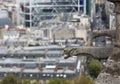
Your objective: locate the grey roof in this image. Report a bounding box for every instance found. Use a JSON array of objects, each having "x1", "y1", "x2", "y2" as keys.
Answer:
[{"x1": 0, "y1": 18, "x2": 14, "y2": 28}]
